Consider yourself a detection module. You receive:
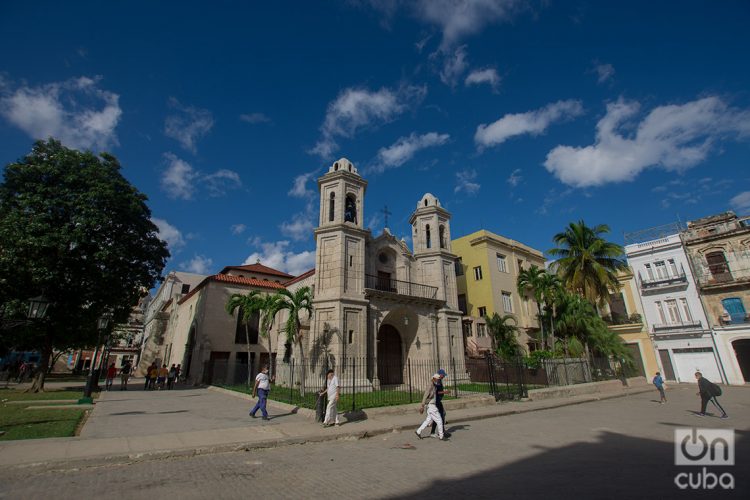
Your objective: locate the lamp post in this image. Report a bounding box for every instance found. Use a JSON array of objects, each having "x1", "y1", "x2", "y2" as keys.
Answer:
[{"x1": 80, "y1": 312, "x2": 112, "y2": 403}]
